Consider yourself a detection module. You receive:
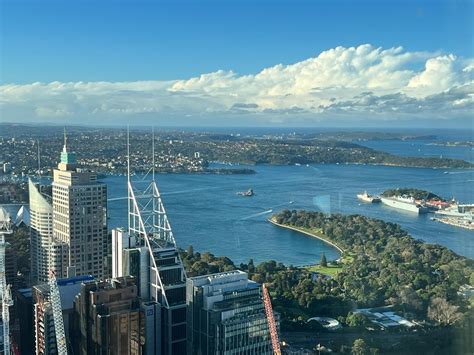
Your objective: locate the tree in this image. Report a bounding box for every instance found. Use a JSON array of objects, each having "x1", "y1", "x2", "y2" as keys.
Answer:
[
  {"x1": 427, "y1": 297, "x2": 463, "y2": 325},
  {"x1": 248, "y1": 258, "x2": 255, "y2": 273},
  {"x1": 351, "y1": 338, "x2": 368, "y2": 355},
  {"x1": 346, "y1": 312, "x2": 369, "y2": 327},
  {"x1": 399, "y1": 286, "x2": 422, "y2": 311},
  {"x1": 320, "y1": 252, "x2": 327, "y2": 267},
  {"x1": 251, "y1": 273, "x2": 264, "y2": 284},
  {"x1": 186, "y1": 245, "x2": 194, "y2": 256}
]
